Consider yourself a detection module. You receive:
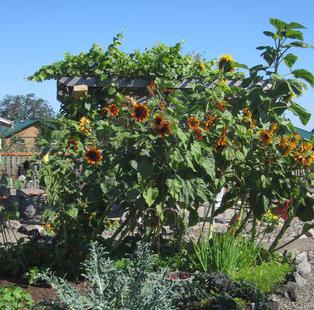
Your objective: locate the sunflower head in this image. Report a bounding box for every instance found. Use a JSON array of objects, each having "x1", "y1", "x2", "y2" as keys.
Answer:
[
  {"x1": 85, "y1": 147, "x2": 103, "y2": 165},
  {"x1": 199, "y1": 63, "x2": 206, "y2": 71},
  {"x1": 216, "y1": 101, "x2": 226, "y2": 112},
  {"x1": 204, "y1": 114, "x2": 217, "y2": 130},
  {"x1": 79, "y1": 117, "x2": 92, "y2": 136},
  {"x1": 187, "y1": 116, "x2": 200, "y2": 130},
  {"x1": 260, "y1": 130, "x2": 272, "y2": 145},
  {"x1": 194, "y1": 128, "x2": 203, "y2": 141},
  {"x1": 300, "y1": 142, "x2": 313, "y2": 153},
  {"x1": 108, "y1": 103, "x2": 120, "y2": 117},
  {"x1": 154, "y1": 114, "x2": 164, "y2": 127},
  {"x1": 218, "y1": 54, "x2": 234, "y2": 72},
  {"x1": 131, "y1": 103, "x2": 150, "y2": 122},
  {"x1": 154, "y1": 119, "x2": 172, "y2": 137}
]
